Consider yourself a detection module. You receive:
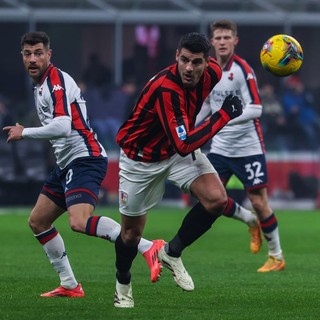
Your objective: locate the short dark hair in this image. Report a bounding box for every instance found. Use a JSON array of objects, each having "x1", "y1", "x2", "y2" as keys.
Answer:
[
  {"x1": 178, "y1": 32, "x2": 211, "y2": 59},
  {"x1": 210, "y1": 19, "x2": 238, "y2": 37},
  {"x1": 21, "y1": 31, "x2": 50, "y2": 49}
]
